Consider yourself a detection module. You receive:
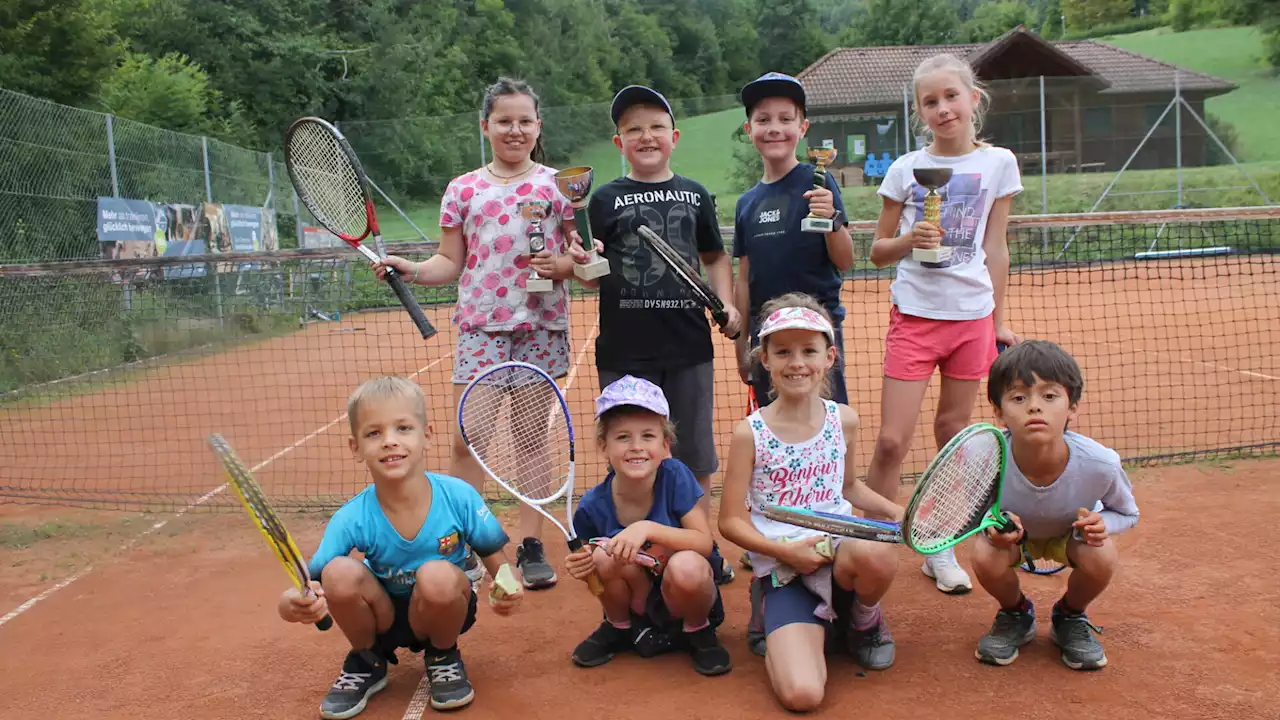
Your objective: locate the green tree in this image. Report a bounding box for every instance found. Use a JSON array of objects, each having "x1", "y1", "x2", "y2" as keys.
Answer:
[
  {"x1": 97, "y1": 51, "x2": 251, "y2": 142},
  {"x1": 1061, "y1": 0, "x2": 1130, "y2": 31},
  {"x1": 757, "y1": 0, "x2": 832, "y2": 75},
  {"x1": 0, "y1": 0, "x2": 123, "y2": 106},
  {"x1": 843, "y1": 0, "x2": 960, "y2": 47},
  {"x1": 958, "y1": 1, "x2": 1034, "y2": 42}
]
